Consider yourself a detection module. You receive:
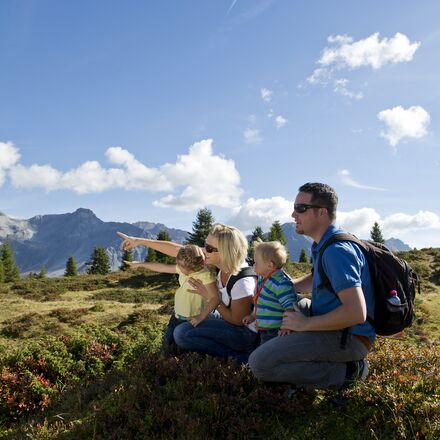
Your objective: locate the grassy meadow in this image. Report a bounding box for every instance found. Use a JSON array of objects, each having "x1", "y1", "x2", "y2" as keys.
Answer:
[{"x1": 0, "y1": 249, "x2": 439, "y2": 439}]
